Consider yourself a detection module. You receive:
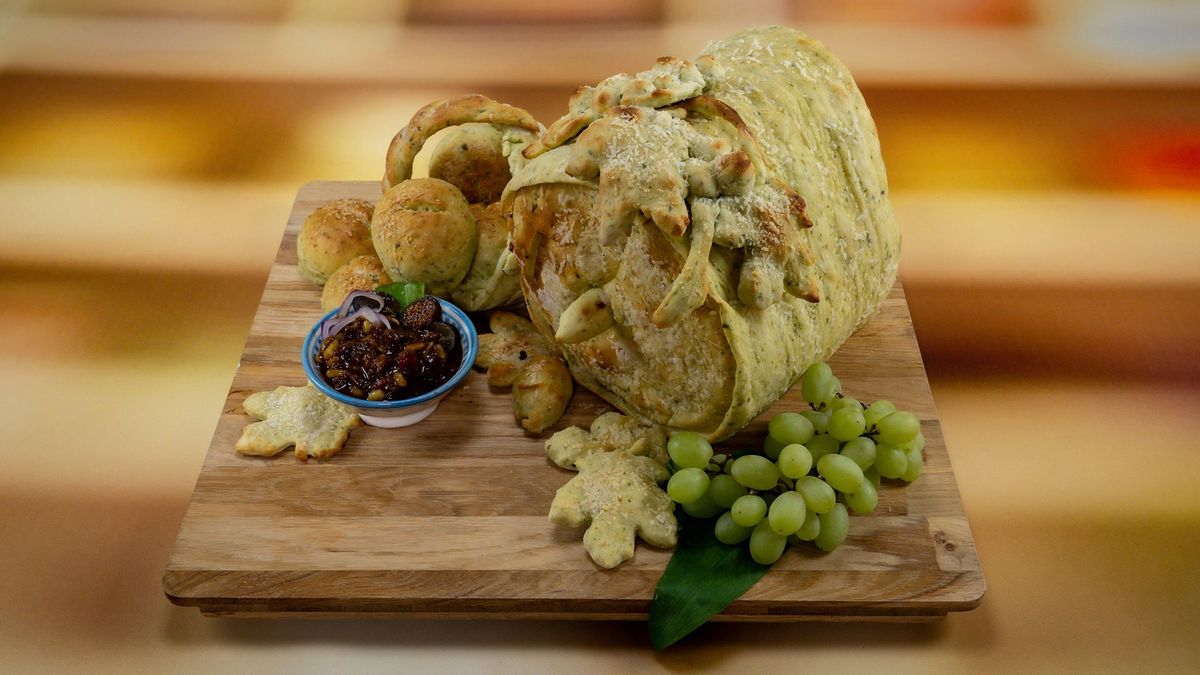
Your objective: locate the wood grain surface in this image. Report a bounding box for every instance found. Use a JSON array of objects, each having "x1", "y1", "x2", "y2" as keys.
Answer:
[{"x1": 163, "y1": 181, "x2": 986, "y2": 620}]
